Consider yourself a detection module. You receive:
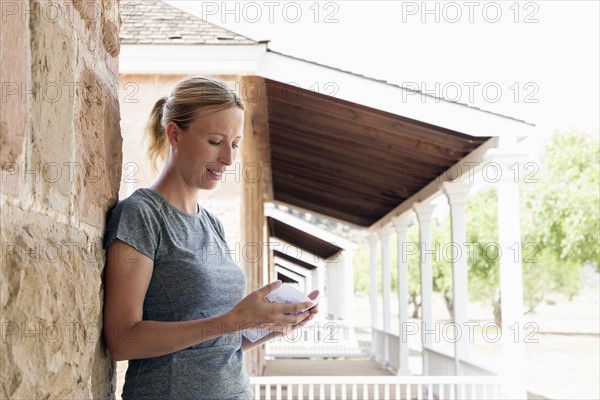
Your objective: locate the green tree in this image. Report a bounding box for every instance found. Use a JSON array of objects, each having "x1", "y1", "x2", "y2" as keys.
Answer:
[
  {"x1": 465, "y1": 187, "x2": 502, "y2": 323},
  {"x1": 406, "y1": 225, "x2": 422, "y2": 318},
  {"x1": 431, "y1": 219, "x2": 453, "y2": 318},
  {"x1": 524, "y1": 131, "x2": 599, "y2": 270}
]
